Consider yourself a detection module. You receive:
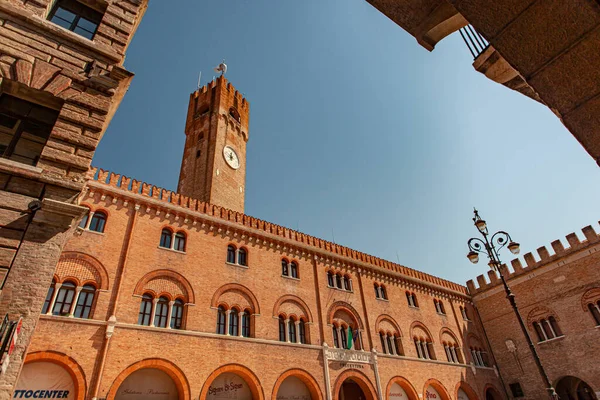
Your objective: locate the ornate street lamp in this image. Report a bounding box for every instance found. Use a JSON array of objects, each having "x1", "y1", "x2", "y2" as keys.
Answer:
[{"x1": 466, "y1": 209, "x2": 558, "y2": 399}]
